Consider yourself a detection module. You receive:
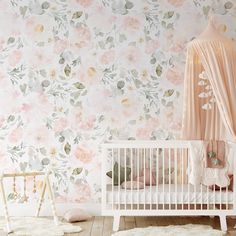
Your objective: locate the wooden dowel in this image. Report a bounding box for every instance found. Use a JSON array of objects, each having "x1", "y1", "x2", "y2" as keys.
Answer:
[
  {"x1": 36, "y1": 177, "x2": 47, "y2": 217},
  {"x1": 3, "y1": 172, "x2": 47, "y2": 178},
  {"x1": 0, "y1": 179, "x2": 12, "y2": 233},
  {"x1": 46, "y1": 176, "x2": 59, "y2": 225}
]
